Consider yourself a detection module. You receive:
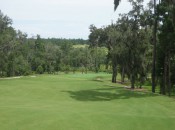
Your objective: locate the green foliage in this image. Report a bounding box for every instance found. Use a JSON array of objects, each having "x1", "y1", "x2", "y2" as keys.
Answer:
[
  {"x1": 89, "y1": 0, "x2": 152, "y2": 87},
  {"x1": 114, "y1": 0, "x2": 121, "y2": 11},
  {"x1": 36, "y1": 65, "x2": 44, "y2": 74},
  {"x1": 112, "y1": 0, "x2": 175, "y2": 94},
  {"x1": 156, "y1": 1, "x2": 175, "y2": 95},
  {"x1": 42, "y1": 38, "x2": 89, "y2": 45},
  {"x1": 0, "y1": 10, "x2": 103, "y2": 77},
  {"x1": 63, "y1": 65, "x2": 71, "y2": 74}
]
